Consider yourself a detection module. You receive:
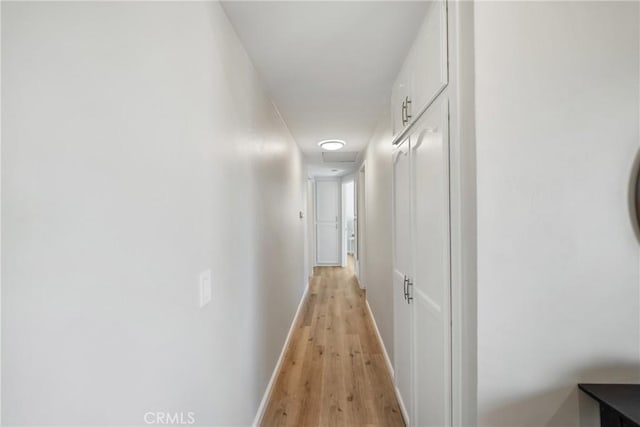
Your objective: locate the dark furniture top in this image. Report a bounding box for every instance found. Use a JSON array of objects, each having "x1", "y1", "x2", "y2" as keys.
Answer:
[{"x1": 578, "y1": 383, "x2": 640, "y2": 427}]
